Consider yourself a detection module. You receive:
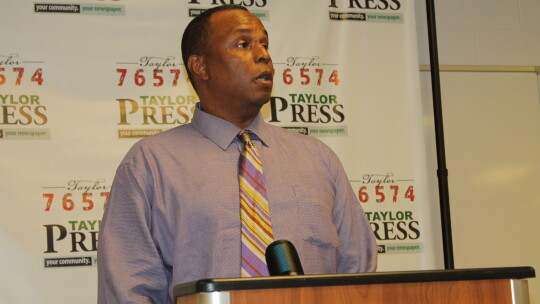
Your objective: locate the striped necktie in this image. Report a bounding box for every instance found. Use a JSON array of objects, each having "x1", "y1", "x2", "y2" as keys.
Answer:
[{"x1": 238, "y1": 130, "x2": 274, "y2": 277}]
